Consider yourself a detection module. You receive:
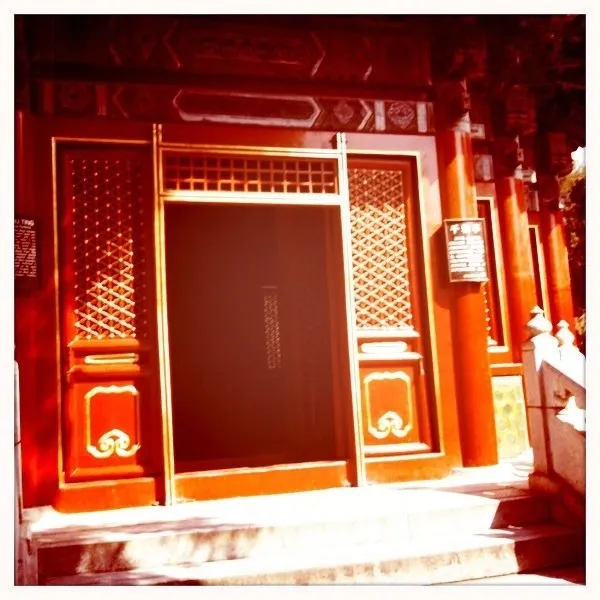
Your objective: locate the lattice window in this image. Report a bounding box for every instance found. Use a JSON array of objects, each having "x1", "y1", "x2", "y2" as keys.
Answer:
[
  {"x1": 348, "y1": 167, "x2": 413, "y2": 329},
  {"x1": 70, "y1": 157, "x2": 148, "y2": 340},
  {"x1": 163, "y1": 152, "x2": 338, "y2": 195},
  {"x1": 262, "y1": 285, "x2": 282, "y2": 369}
]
